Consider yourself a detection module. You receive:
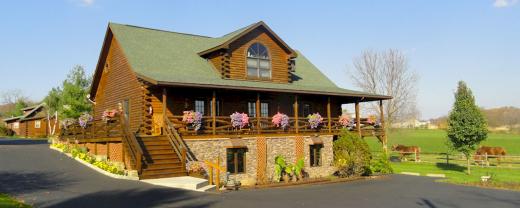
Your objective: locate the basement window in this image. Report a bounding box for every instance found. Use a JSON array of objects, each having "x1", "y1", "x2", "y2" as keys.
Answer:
[
  {"x1": 227, "y1": 148, "x2": 246, "y2": 174},
  {"x1": 310, "y1": 144, "x2": 323, "y2": 167}
]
